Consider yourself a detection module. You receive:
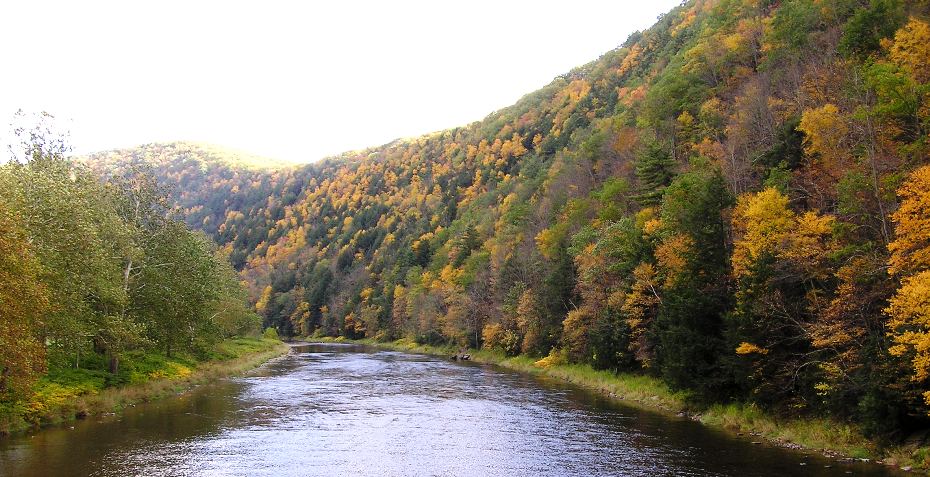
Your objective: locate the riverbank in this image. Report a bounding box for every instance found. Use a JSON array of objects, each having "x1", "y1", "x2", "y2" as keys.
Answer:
[
  {"x1": 0, "y1": 337, "x2": 289, "y2": 435},
  {"x1": 313, "y1": 336, "x2": 925, "y2": 473}
]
